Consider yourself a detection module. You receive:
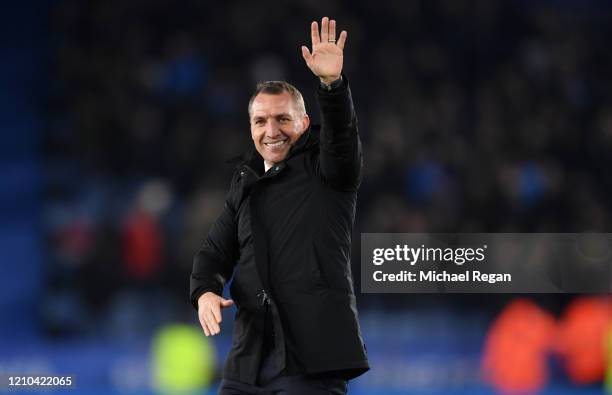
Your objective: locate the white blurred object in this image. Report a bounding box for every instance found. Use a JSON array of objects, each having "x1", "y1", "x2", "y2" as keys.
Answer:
[{"x1": 137, "y1": 179, "x2": 173, "y2": 216}]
